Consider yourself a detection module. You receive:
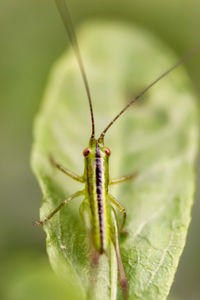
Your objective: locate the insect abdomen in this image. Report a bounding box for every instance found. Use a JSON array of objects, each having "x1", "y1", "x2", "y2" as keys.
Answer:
[
  {"x1": 96, "y1": 143, "x2": 107, "y2": 253},
  {"x1": 85, "y1": 141, "x2": 110, "y2": 254}
]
